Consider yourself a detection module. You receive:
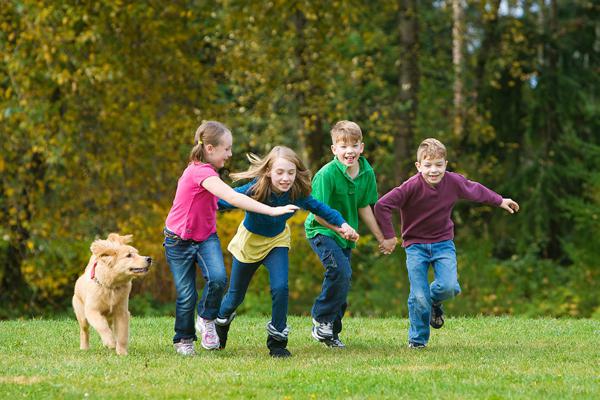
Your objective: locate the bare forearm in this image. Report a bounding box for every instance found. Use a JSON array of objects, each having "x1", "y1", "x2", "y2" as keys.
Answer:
[
  {"x1": 358, "y1": 206, "x2": 385, "y2": 243},
  {"x1": 203, "y1": 177, "x2": 273, "y2": 215},
  {"x1": 225, "y1": 192, "x2": 274, "y2": 215},
  {"x1": 314, "y1": 215, "x2": 339, "y2": 231}
]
